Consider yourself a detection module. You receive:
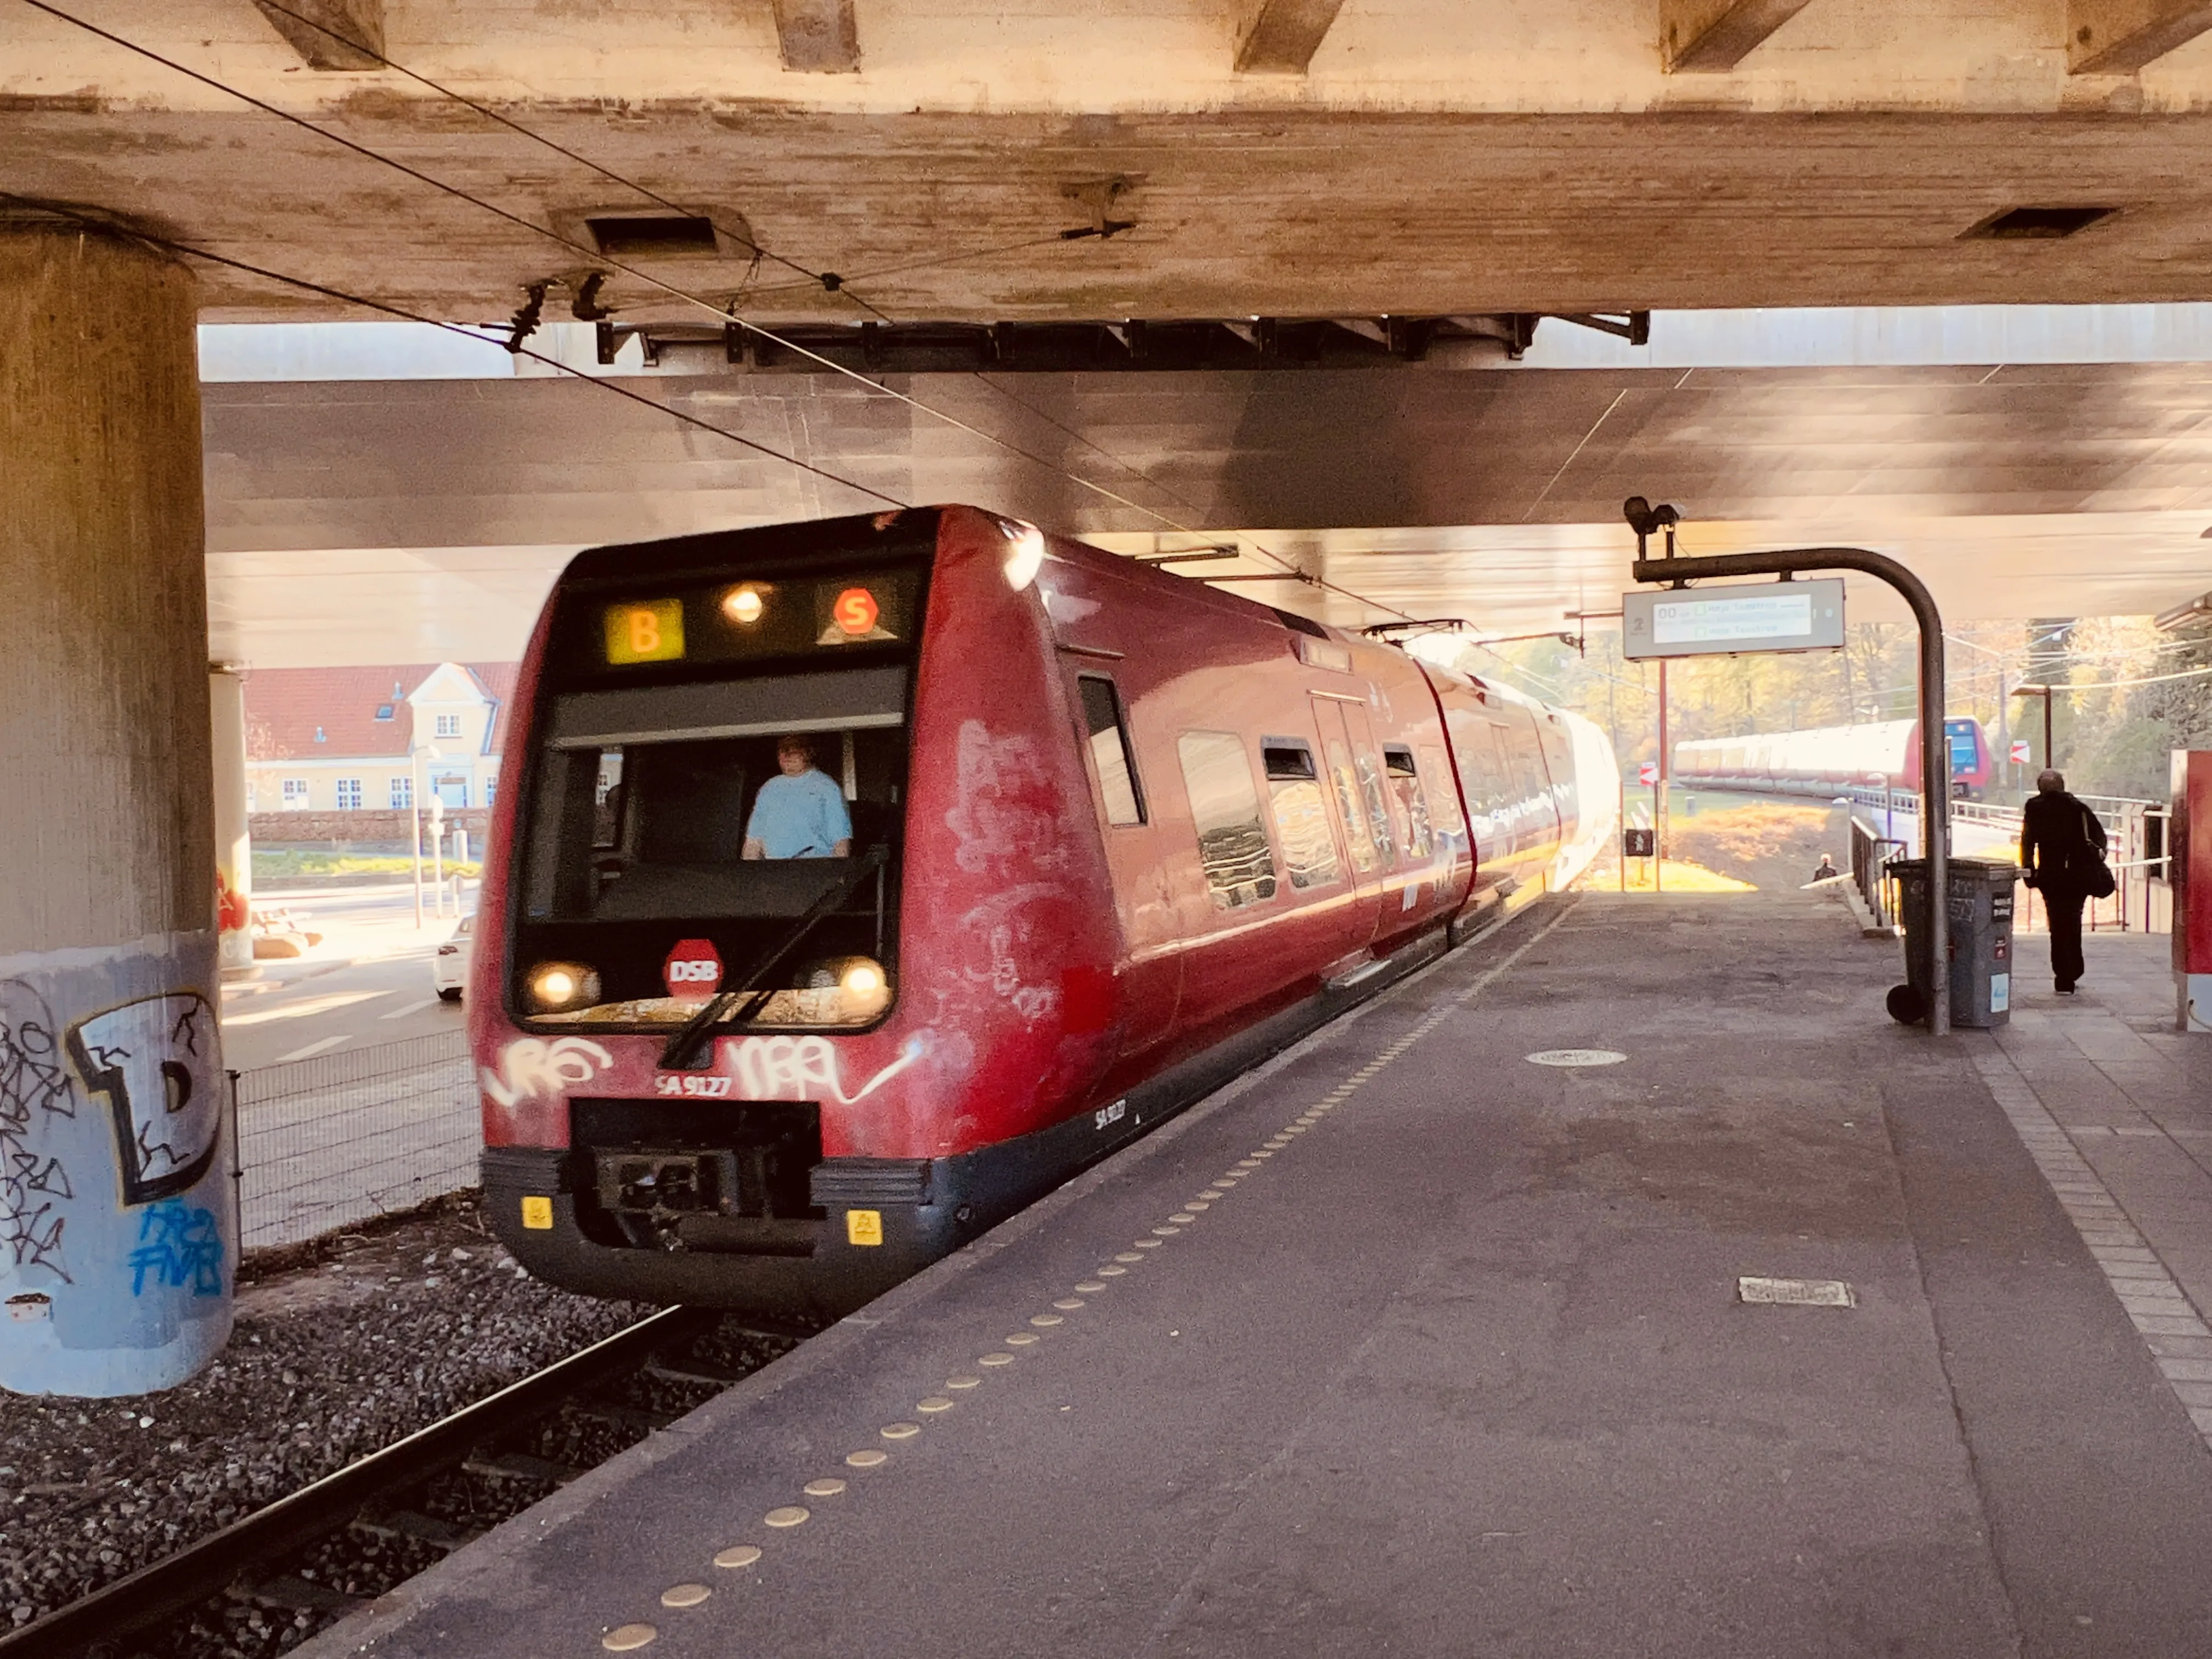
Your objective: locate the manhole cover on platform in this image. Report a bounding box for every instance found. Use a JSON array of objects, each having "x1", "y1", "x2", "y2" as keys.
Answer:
[
  {"x1": 1525, "y1": 1049, "x2": 1627, "y2": 1068},
  {"x1": 1739, "y1": 1276, "x2": 1855, "y2": 1308}
]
